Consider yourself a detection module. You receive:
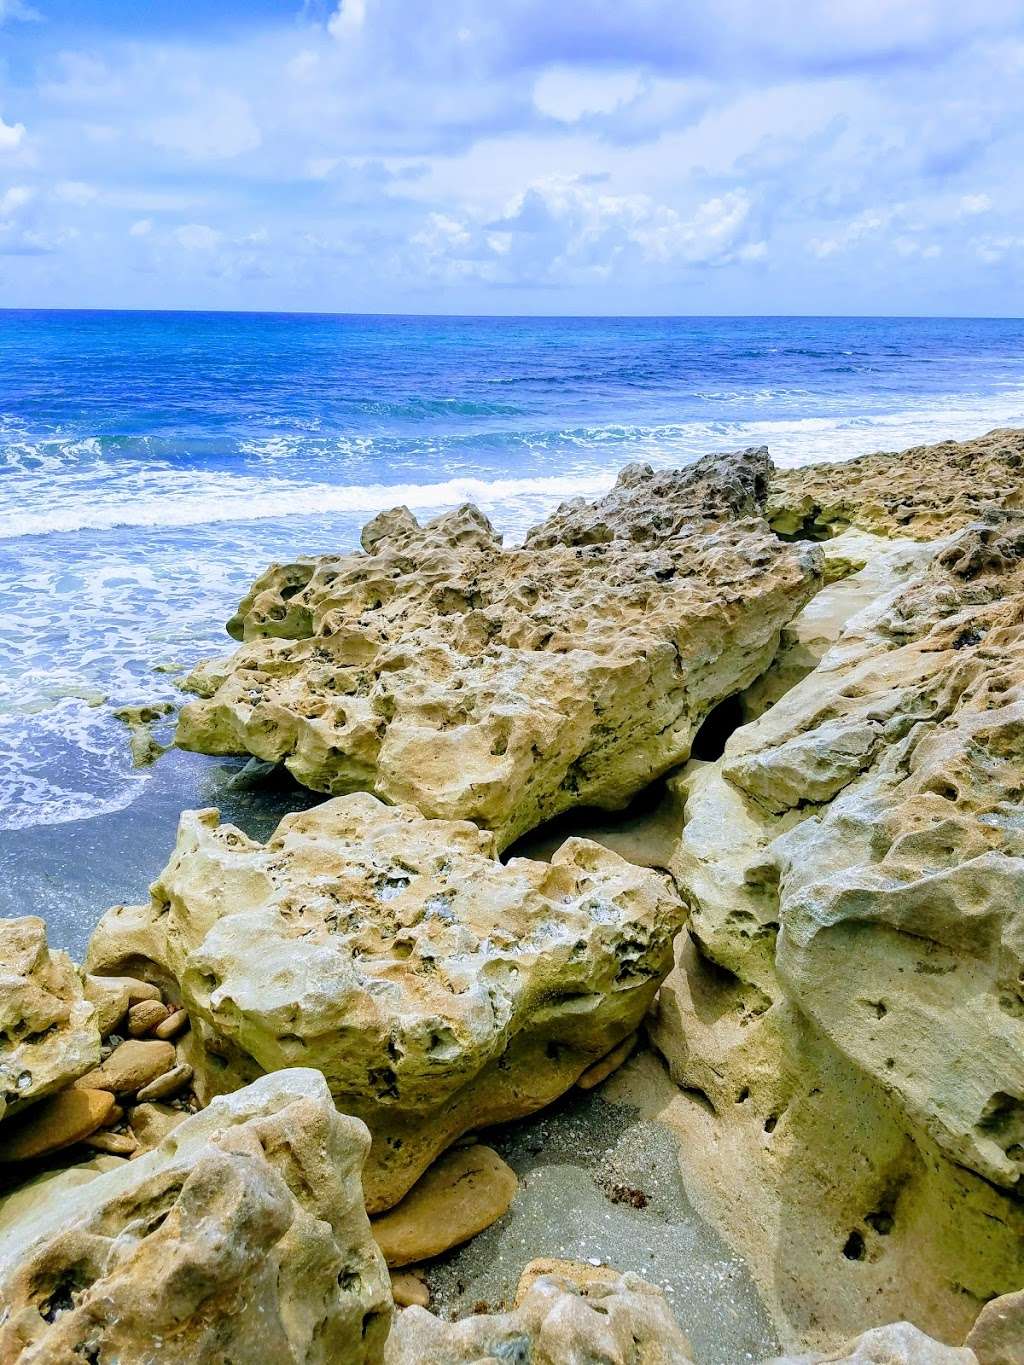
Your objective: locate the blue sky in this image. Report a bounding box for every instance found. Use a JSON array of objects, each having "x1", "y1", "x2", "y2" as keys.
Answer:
[{"x1": 1, "y1": 0, "x2": 1023, "y2": 314}]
